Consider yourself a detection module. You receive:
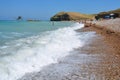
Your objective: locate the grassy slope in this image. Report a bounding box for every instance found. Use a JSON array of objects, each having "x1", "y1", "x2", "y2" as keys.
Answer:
[
  {"x1": 51, "y1": 12, "x2": 95, "y2": 21},
  {"x1": 67, "y1": 12, "x2": 94, "y2": 20},
  {"x1": 51, "y1": 8, "x2": 120, "y2": 21},
  {"x1": 99, "y1": 8, "x2": 120, "y2": 15}
]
